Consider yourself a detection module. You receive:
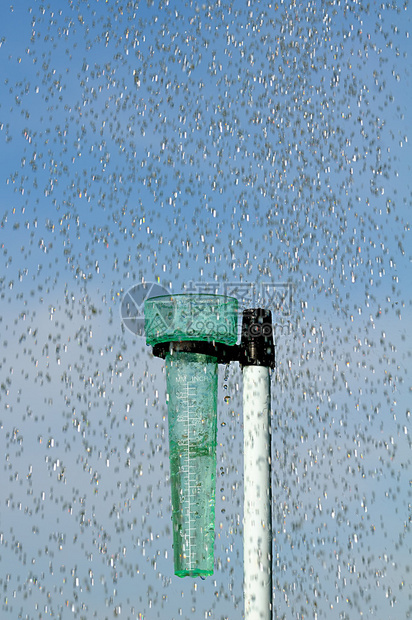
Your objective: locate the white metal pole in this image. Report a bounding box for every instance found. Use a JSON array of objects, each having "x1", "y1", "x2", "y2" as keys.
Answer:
[{"x1": 243, "y1": 365, "x2": 272, "y2": 620}]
